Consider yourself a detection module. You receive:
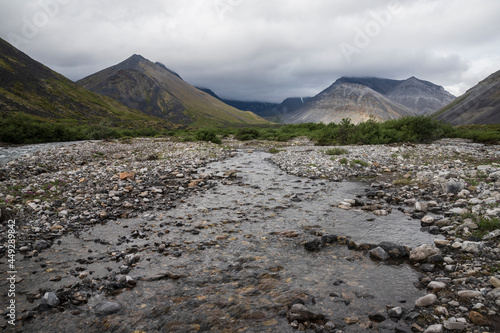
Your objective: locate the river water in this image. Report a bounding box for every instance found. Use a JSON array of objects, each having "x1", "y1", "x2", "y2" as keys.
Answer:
[
  {"x1": 8, "y1": 150, "x2": 439, "y2": 332},
  {"x1": 0, "y1": 141, "x2": 93, "y2": 165}
]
